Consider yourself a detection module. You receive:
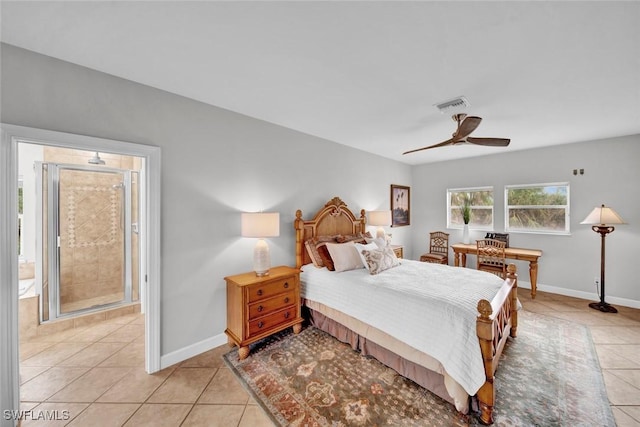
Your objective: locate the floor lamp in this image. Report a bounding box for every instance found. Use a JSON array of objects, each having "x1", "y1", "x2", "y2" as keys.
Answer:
[{"x1": 580, "y1": 204, "x2": 626, "y2": 313}]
